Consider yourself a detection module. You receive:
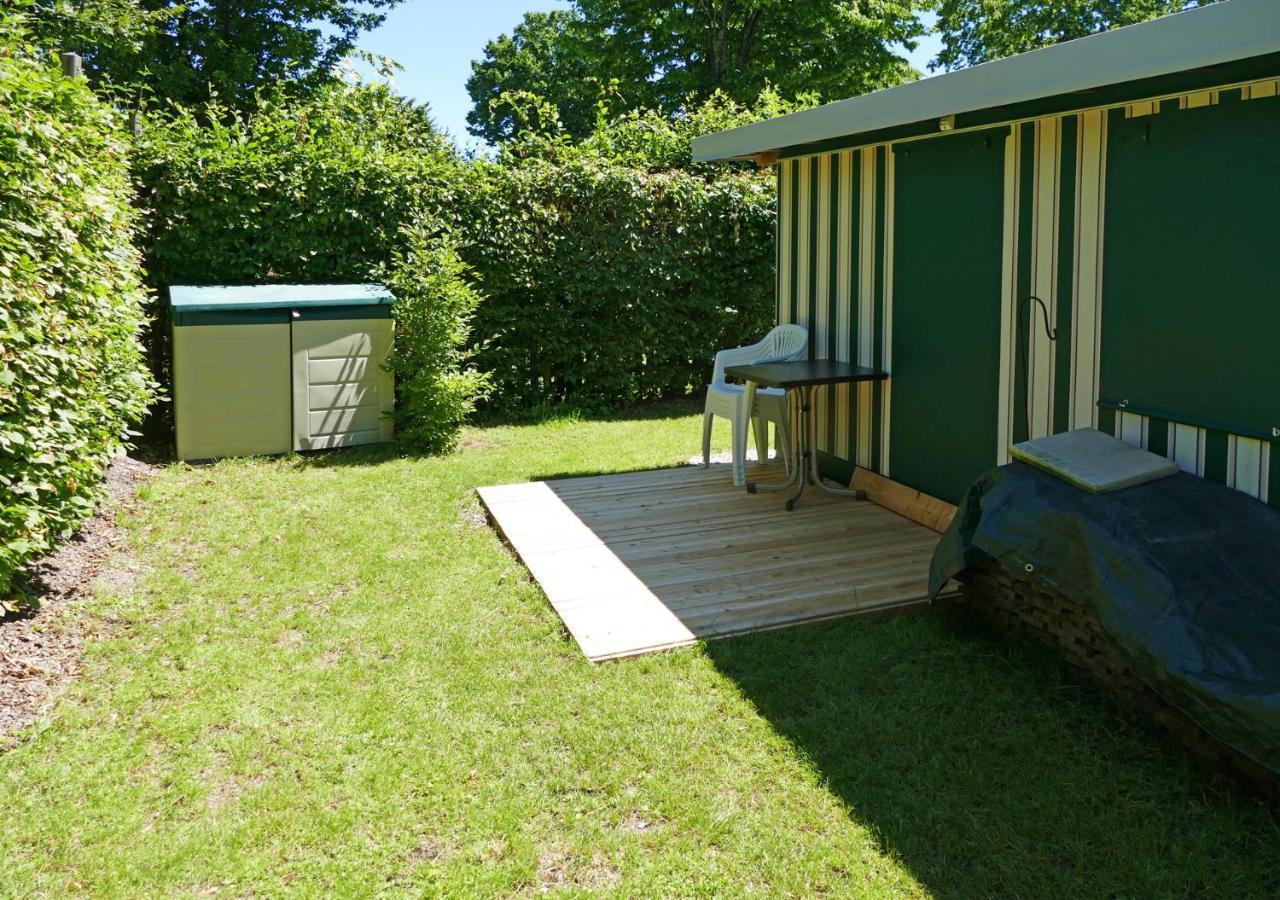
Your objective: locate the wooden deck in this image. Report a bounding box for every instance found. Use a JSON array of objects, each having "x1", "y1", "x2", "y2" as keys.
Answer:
[{"x1": 478, "y1": 463, "x2": 951, "y2": 661}]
